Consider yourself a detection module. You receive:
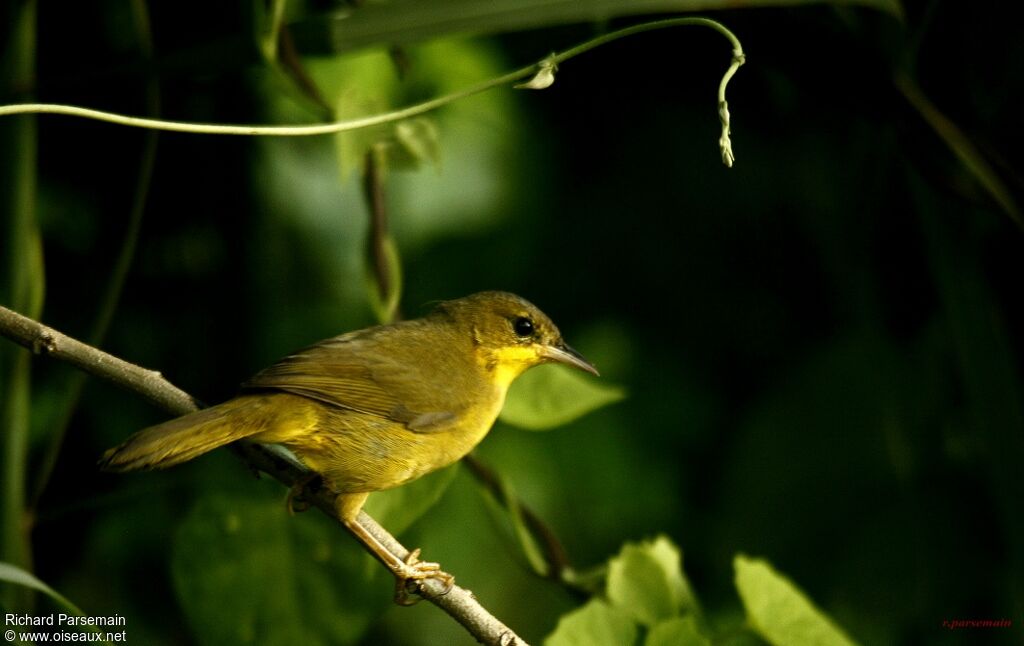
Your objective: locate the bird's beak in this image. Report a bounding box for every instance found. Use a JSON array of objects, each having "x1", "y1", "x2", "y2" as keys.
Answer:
[{"x1": 540, "y1": 342, "x2": 600, "y2": 376}]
